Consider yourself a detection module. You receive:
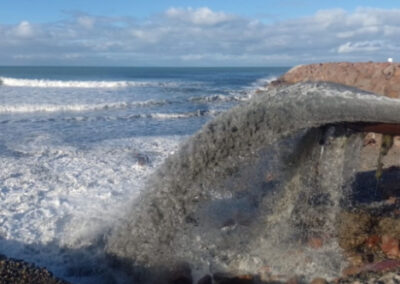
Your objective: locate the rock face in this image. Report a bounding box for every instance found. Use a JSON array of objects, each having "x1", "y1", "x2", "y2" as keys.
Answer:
[
  {"x1": 271, "y1": 62, "x2": 400, "y2": 98},
  {"x1": 106, "y1": 82, "x2": 400, "y2": 283}
]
